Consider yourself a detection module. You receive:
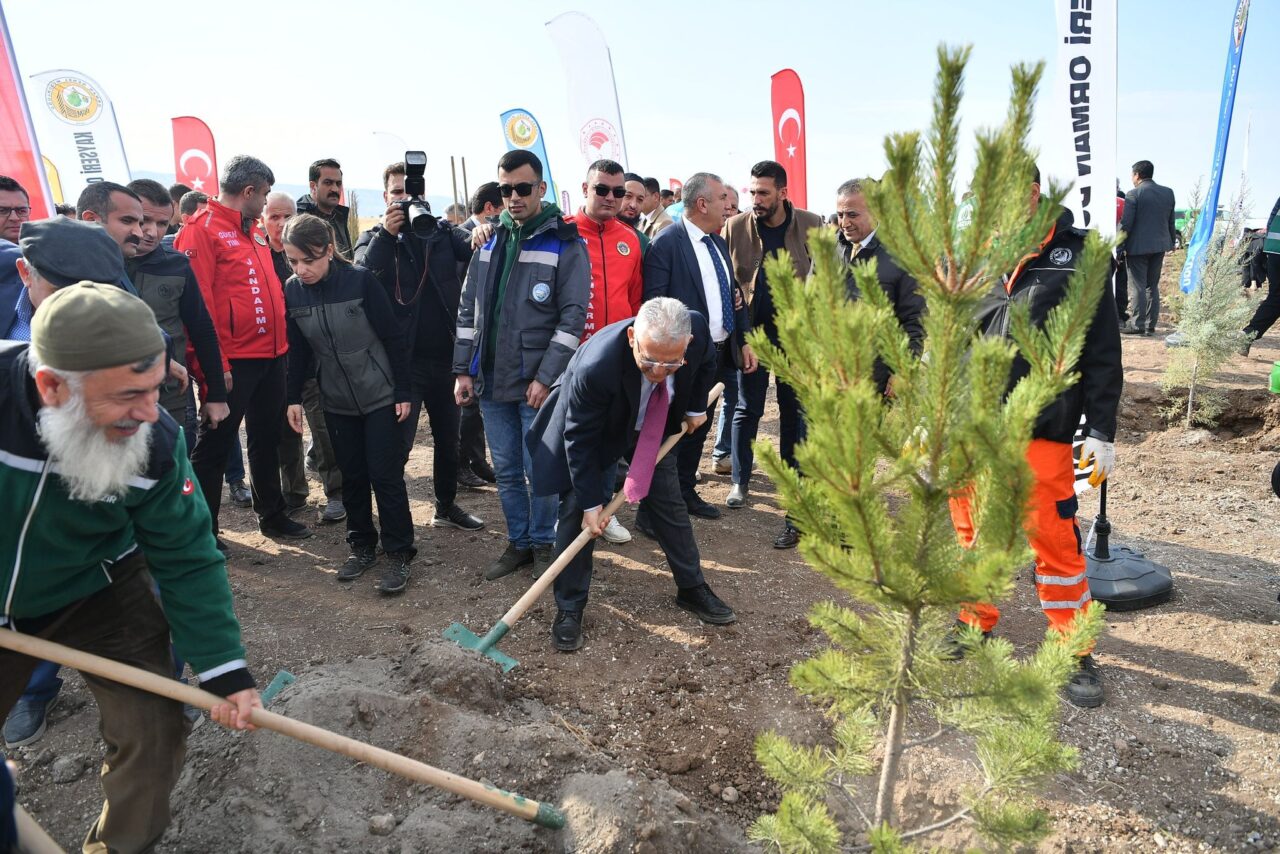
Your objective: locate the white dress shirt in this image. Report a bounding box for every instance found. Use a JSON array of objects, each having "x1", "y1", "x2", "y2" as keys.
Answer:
[{"x1": 682, "y1": 217, "x2": 730, "y2": 343}]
